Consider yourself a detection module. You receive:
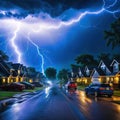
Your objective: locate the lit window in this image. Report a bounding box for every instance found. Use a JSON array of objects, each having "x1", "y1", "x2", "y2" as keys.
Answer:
[
  {"x1": 16, "y1": 77, "x2": 19, "y2": 82},
  {"x1": 8, "y1": 78, "x2": 10, "y2": 83},
  {"x1": 2, "y1": 78, "x2": 6, "y2": 83},
  {"x1": 114, "y1": 77, "x2": 119, "y2": 84},
  {"x1": 29, "y1": 79, "x2": 32, "y2": 83}
]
